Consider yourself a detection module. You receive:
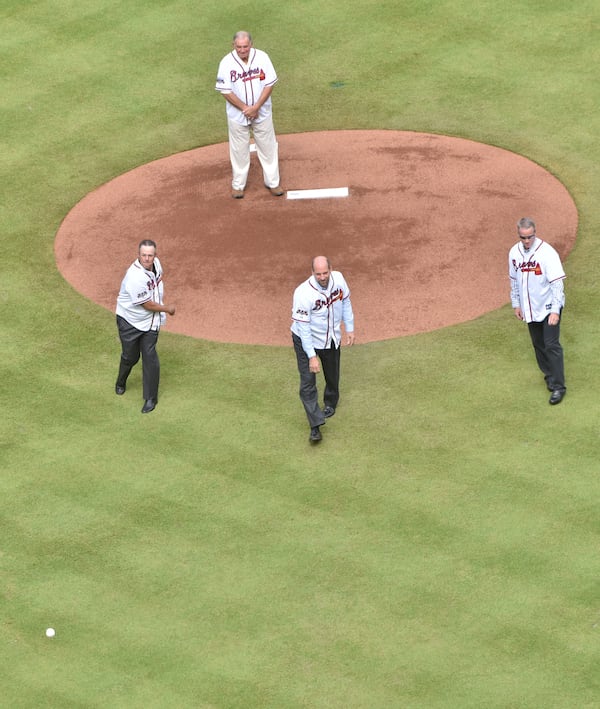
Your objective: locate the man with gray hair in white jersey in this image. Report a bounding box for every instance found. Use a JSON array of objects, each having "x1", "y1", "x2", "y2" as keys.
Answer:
[
  {"x1": 508, "y1": 217, "x2": 566, "y2": 405},
  {"x1": 215, "y1": 31, "x2": 283, "y2": 199}
]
